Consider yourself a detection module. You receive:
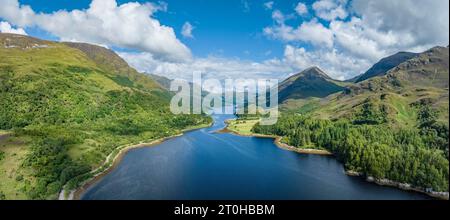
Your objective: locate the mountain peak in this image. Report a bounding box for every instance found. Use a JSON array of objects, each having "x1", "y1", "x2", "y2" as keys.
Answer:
[
  {"x1": 424, "y1": 46, "x2": 448, "y2": 55},
  {"x1": 285, "y1": 66, "x2": 331, "y2": 83},
  {"x1": 278, "y1": 66, "x2": 345, "y2": 102},
  {"x1": 302, "y1": 66, "x2": 332, "y2": 79}
]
